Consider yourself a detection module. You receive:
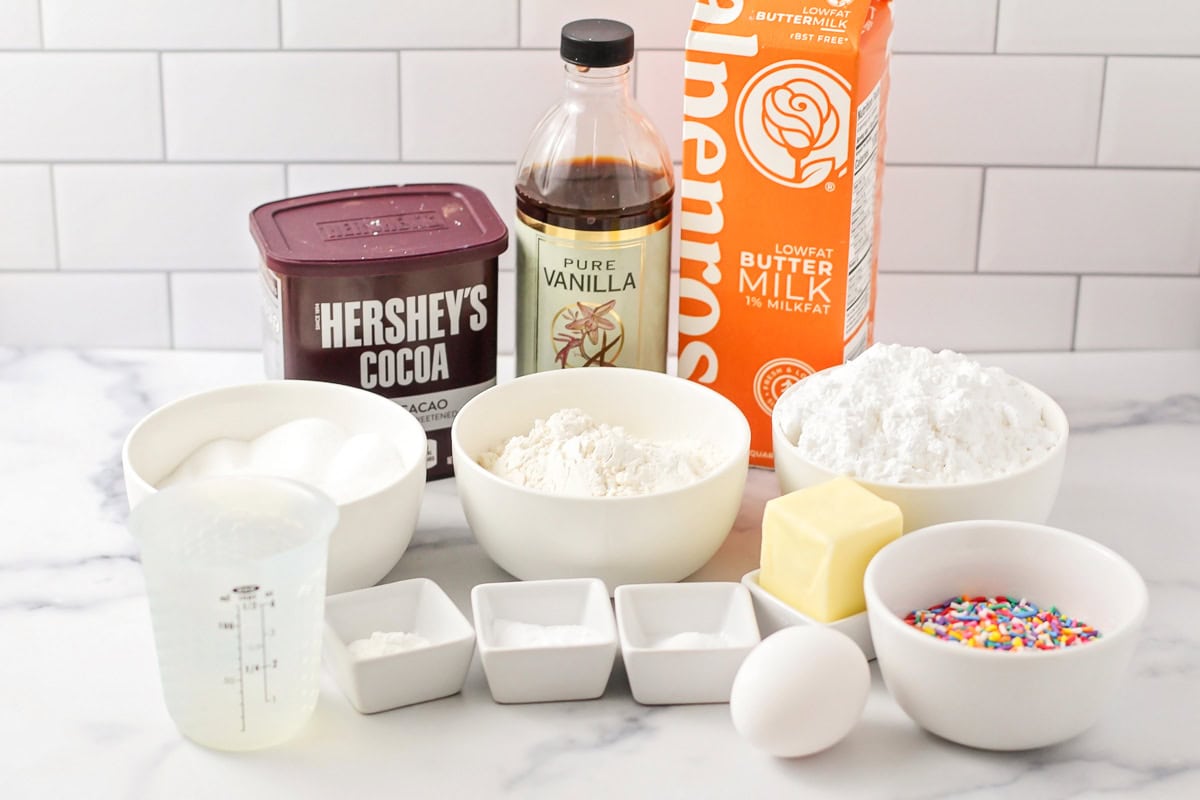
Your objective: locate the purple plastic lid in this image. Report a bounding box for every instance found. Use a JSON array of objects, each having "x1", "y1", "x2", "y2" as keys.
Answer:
[{"x1": 250, "y1": 183, "x2": 509, "y2": 277}]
